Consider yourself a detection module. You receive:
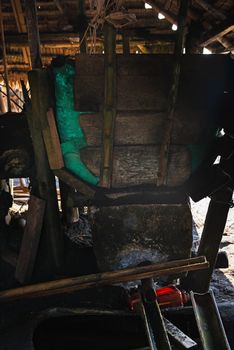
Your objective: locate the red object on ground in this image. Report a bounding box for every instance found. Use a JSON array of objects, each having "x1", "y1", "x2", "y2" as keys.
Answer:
[{"x1": 128, "y1": 285, "x2": 190, "y2": 311}]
